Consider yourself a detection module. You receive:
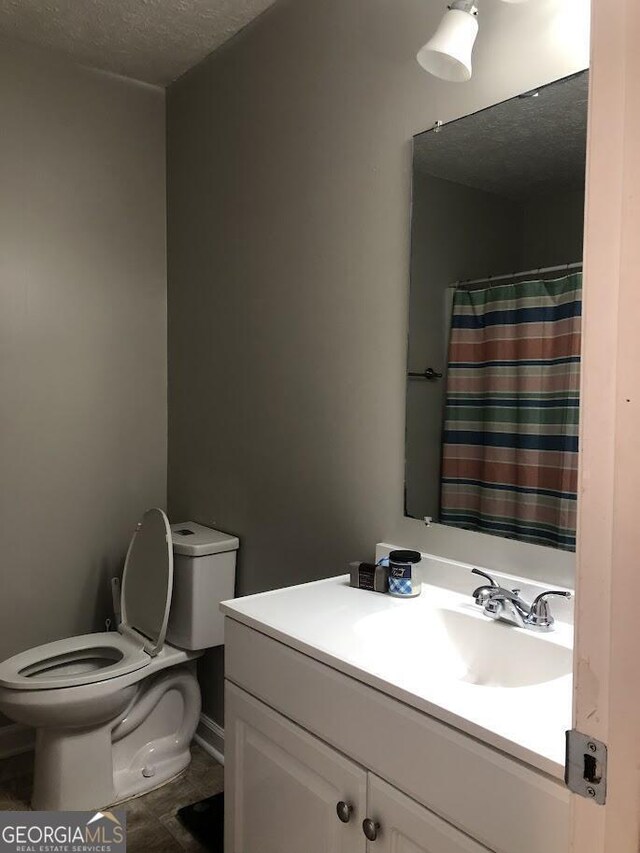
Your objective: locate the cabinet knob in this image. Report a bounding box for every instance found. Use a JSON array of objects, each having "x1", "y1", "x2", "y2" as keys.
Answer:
[
  {"x1": 336, "y1": 801, "x2": 353, "y2": 823},
  {"x1": 362, "y1": 818, "x2": 380, "y2": 841}
]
